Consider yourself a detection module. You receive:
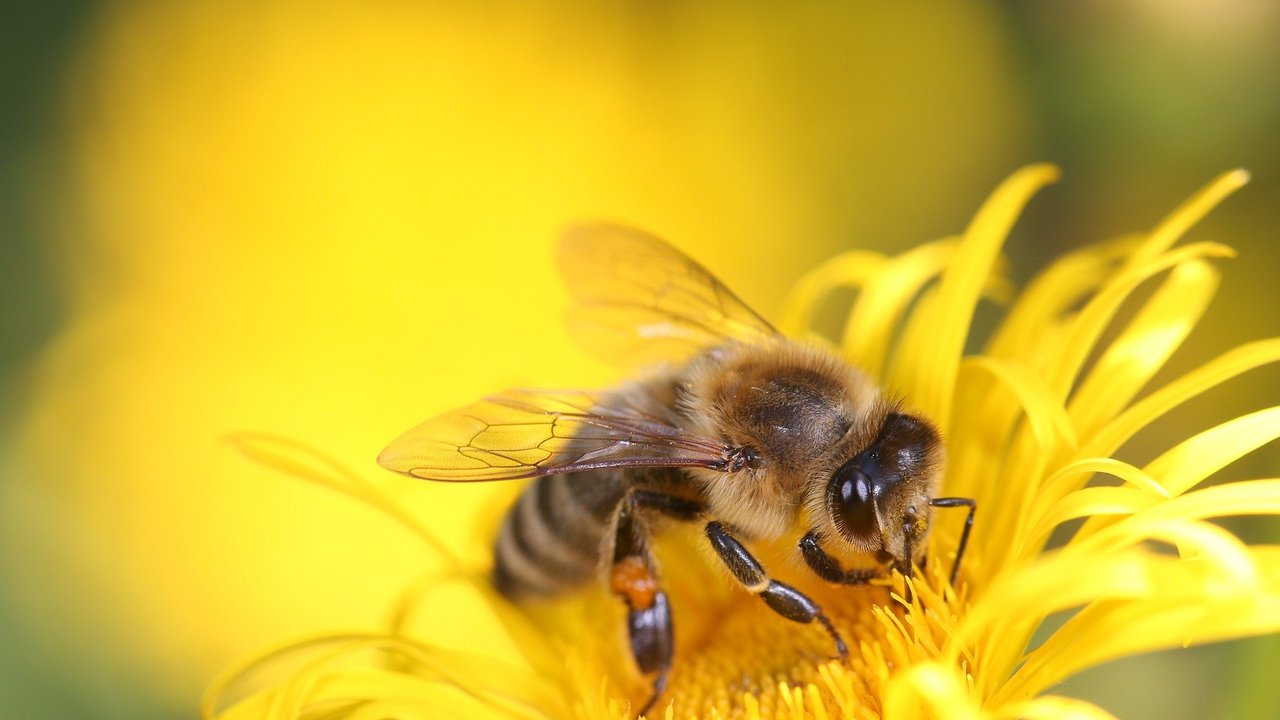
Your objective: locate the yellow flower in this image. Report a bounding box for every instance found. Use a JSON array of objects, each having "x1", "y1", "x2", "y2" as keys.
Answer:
[
  {"x1": 203, "y1": 166, "x2": 1280, "y2": 720},
  {"x1": 11, "y1": 7, "x2": 1028, "y2": 691}
]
